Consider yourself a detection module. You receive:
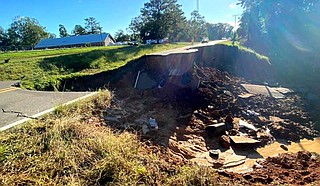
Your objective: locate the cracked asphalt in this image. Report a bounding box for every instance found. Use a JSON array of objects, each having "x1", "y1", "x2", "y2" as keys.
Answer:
[{"x1": 0, "y1": 81, "x2": 93, "y2": 130}]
